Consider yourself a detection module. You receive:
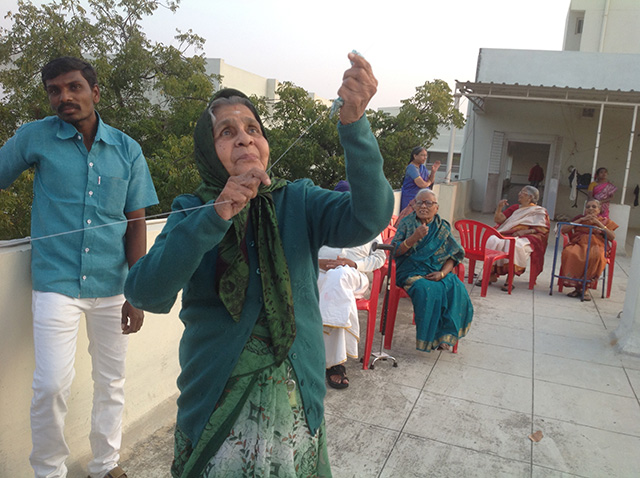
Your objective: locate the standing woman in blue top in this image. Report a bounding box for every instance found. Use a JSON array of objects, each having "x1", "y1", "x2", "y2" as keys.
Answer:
[
  {"x1": 125, "y1": 53, "x2": 394, "y2": 477},
  {"x1": 400, "y1": 146, "x2": 441, "y2": 211}
]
